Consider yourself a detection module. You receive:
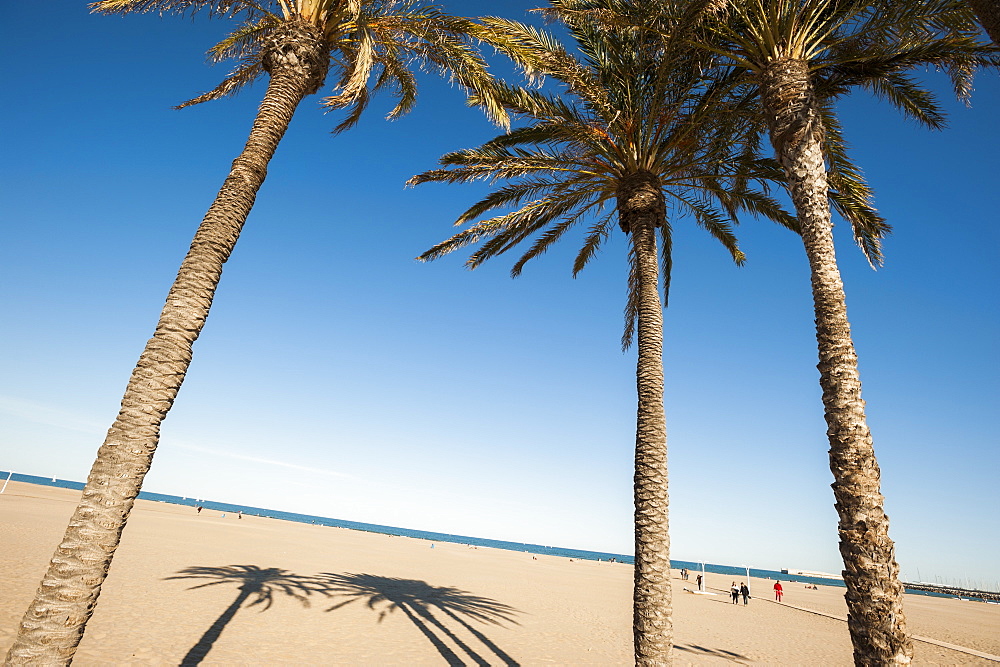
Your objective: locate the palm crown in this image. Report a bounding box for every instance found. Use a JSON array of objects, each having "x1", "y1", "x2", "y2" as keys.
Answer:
[
  {"x1": 411, "y1": 7, "x2": 796, "y2": 346},
  {"x1": 92, "y1": 0, "x2": 506, "y2": 130},
  {"x1": 698, "y1": 0, "x2": 994, "y2": 262}
]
